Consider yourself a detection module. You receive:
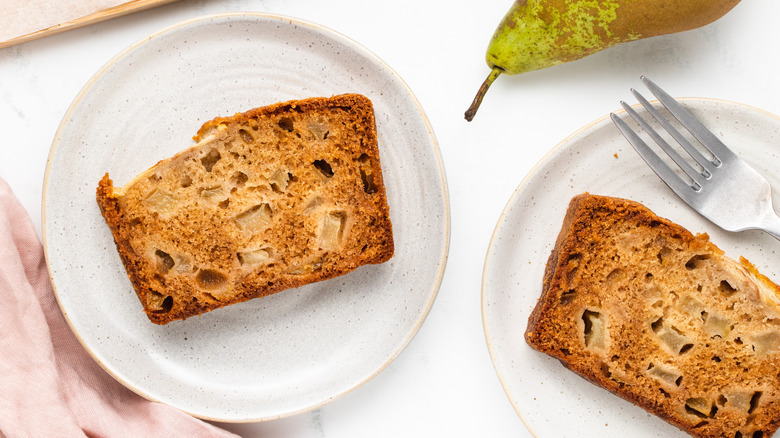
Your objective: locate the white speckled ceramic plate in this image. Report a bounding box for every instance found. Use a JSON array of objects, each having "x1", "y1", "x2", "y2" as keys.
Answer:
[
  {"x1": 43, "y1": 13, "x2": 448, "y2": 422},
  {"x1": 482, "y1": 99, "x2": 780, "y2": 437}
]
